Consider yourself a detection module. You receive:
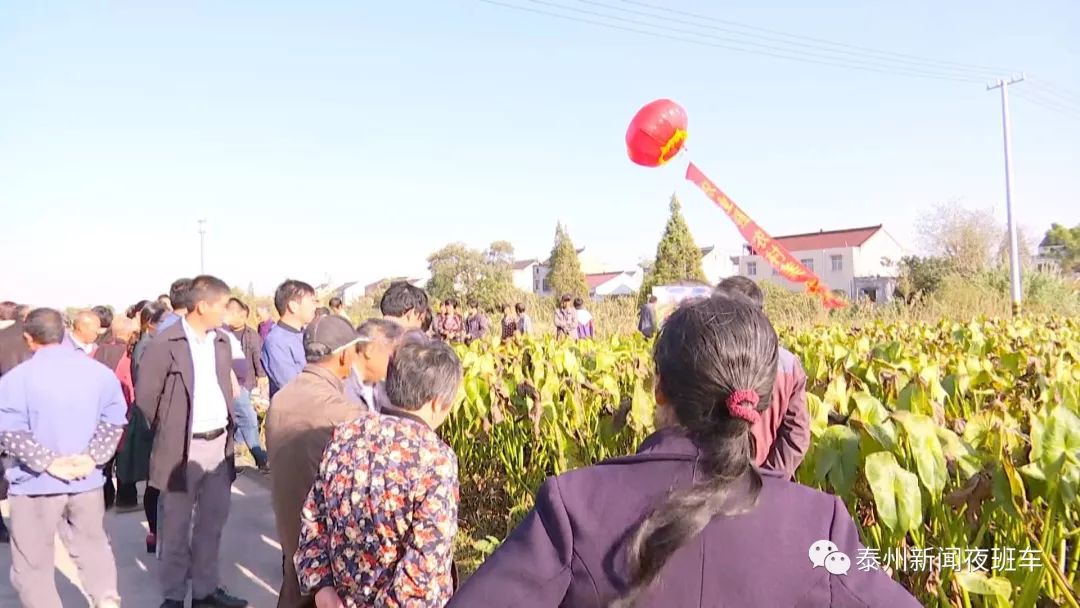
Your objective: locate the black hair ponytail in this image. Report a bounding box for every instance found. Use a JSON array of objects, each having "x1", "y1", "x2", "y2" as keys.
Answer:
[{"x1": 612, "y1": 294, "x2": 778, "y2": 608}]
